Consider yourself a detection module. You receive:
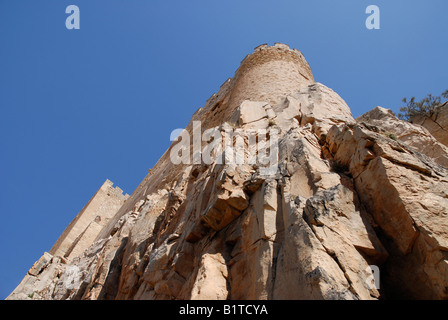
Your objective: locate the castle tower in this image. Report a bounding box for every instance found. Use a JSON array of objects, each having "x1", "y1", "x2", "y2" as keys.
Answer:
[
  {"x1": 198, "y1": 43, "x2": 315, "y2": 130},
  {"x1": 228, "y1": 43, "x2": 314, "y2": 110},
  {"x1": 49, "y1": 180, "x2": 128, "y2": 260}
]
